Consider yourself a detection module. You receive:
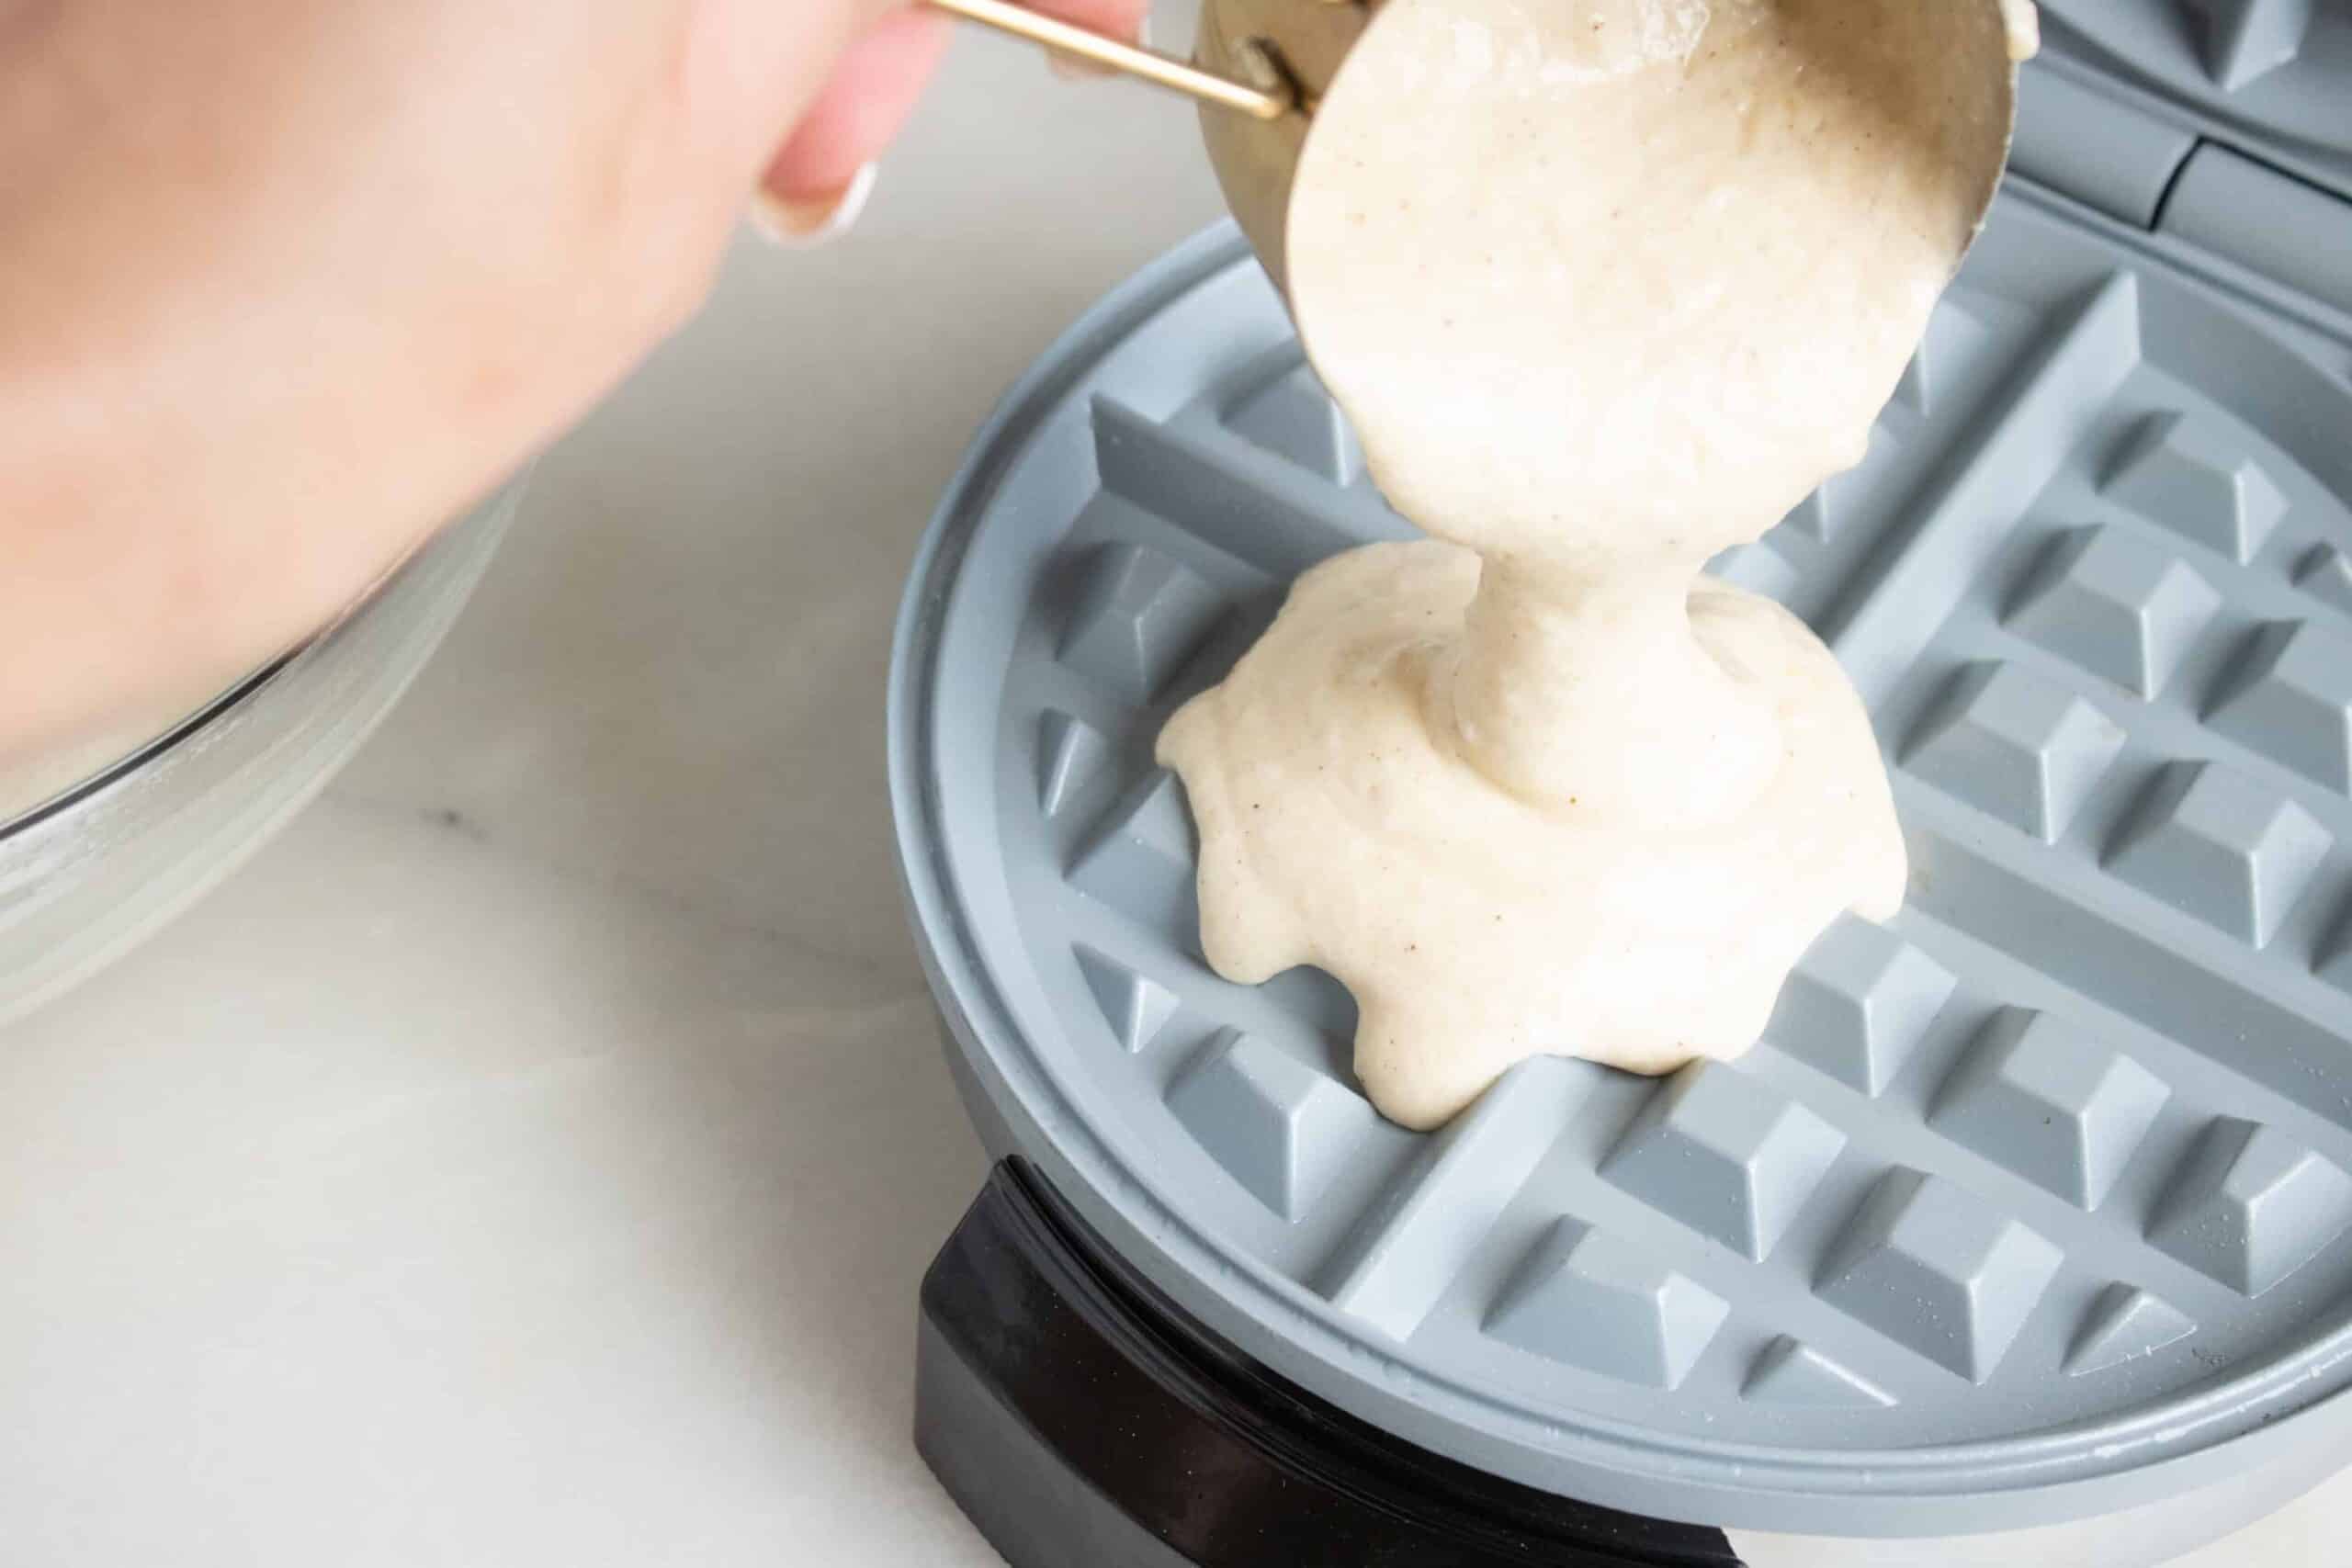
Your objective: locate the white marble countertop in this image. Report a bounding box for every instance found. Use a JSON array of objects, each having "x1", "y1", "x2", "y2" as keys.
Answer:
[{"x1": 1, "y1": 21, "x2": 2346, "y2": 1566}]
